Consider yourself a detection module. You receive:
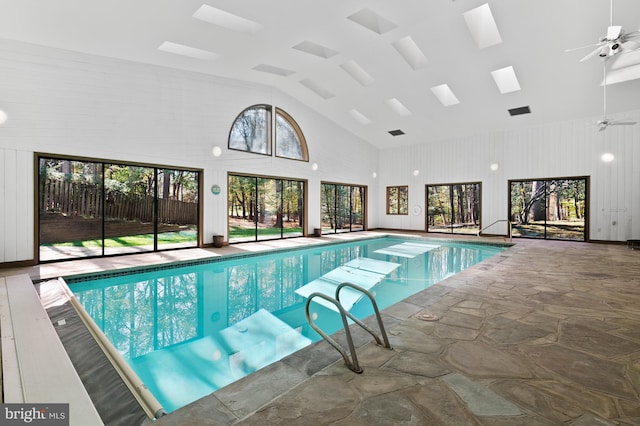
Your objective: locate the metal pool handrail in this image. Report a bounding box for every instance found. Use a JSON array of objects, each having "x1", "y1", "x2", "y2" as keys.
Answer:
[
  {"x1": 478, "y1": 219, "x2": 512, "y2": 241},
  {"x1": 305, "y1": 282, "x2": 392, "y2": 373}
]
